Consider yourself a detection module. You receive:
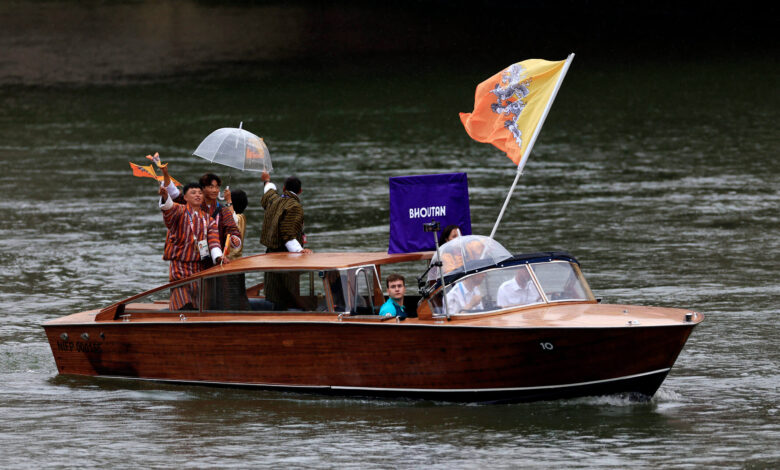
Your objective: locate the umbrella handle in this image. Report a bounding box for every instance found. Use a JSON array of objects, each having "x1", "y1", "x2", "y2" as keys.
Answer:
[{"x1": 221, "y1": 238, "x2": 230, "y2": 265}]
